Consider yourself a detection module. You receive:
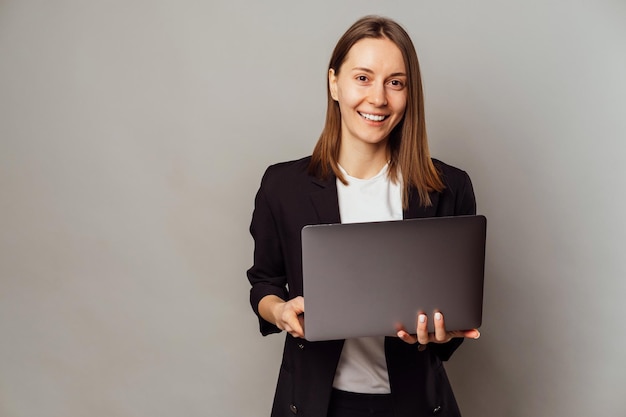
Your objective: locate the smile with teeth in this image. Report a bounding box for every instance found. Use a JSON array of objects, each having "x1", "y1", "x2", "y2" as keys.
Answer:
[{"x1": 359, "y1": 112, "x2": 388, "y2": 122}]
